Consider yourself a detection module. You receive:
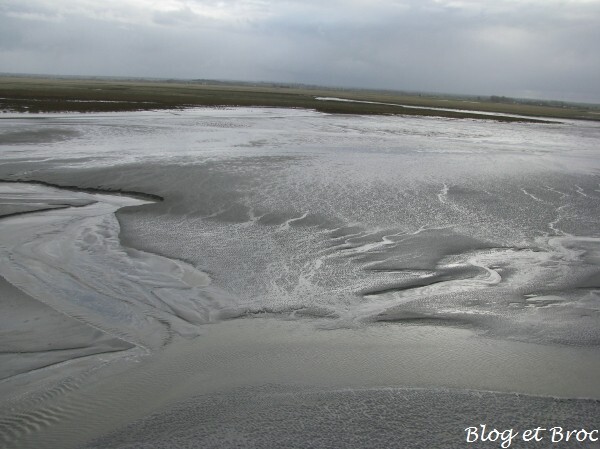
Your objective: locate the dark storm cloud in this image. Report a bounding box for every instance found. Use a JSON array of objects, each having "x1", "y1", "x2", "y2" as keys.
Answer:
[{"x1": 1, "y1": 0, "x2": 599, "y2": 102}]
